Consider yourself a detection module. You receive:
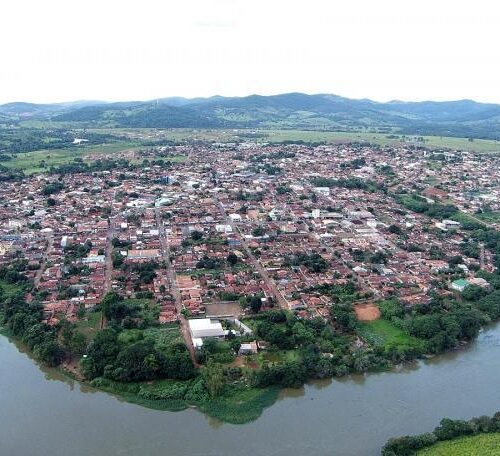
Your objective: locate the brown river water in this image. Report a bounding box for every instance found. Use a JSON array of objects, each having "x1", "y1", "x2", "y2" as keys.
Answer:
[{"x1": 2, "y1": 322, "x2": 500, "y2": 456}]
